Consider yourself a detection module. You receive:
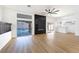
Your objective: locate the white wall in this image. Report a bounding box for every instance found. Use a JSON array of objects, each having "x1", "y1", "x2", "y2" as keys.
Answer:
[
  {"x1": 2, "y1": 7, "x2": 17, "y2": 38},
  {"x1": 56, "y1": 14, "x2": 79, "y2": 36},
  {"x1": 0, "y1": 6, "x2": 15, "y2": 50},
  {"x1": 46, "y1": 16, "x2": 57, "y2": 33},
  {"x1": 0, "y1": 6, "x2": 3, "y2": 21}
]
